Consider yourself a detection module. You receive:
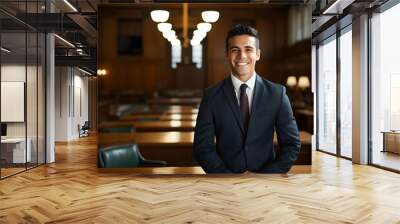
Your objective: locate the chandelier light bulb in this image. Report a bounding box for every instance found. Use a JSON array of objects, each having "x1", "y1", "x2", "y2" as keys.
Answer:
[
  {"x1": 201, "y1": 11, "x2": 219, "y2": 23},
  {"x1": 197, "y1": 23, "x2": 212, "y2": 32},
  {"x1": 157, "y1": 22, "x2": 172, "y2": 32},
  {"x1": 150, "y1": 10, "x2": 169, "y2": 23}
]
